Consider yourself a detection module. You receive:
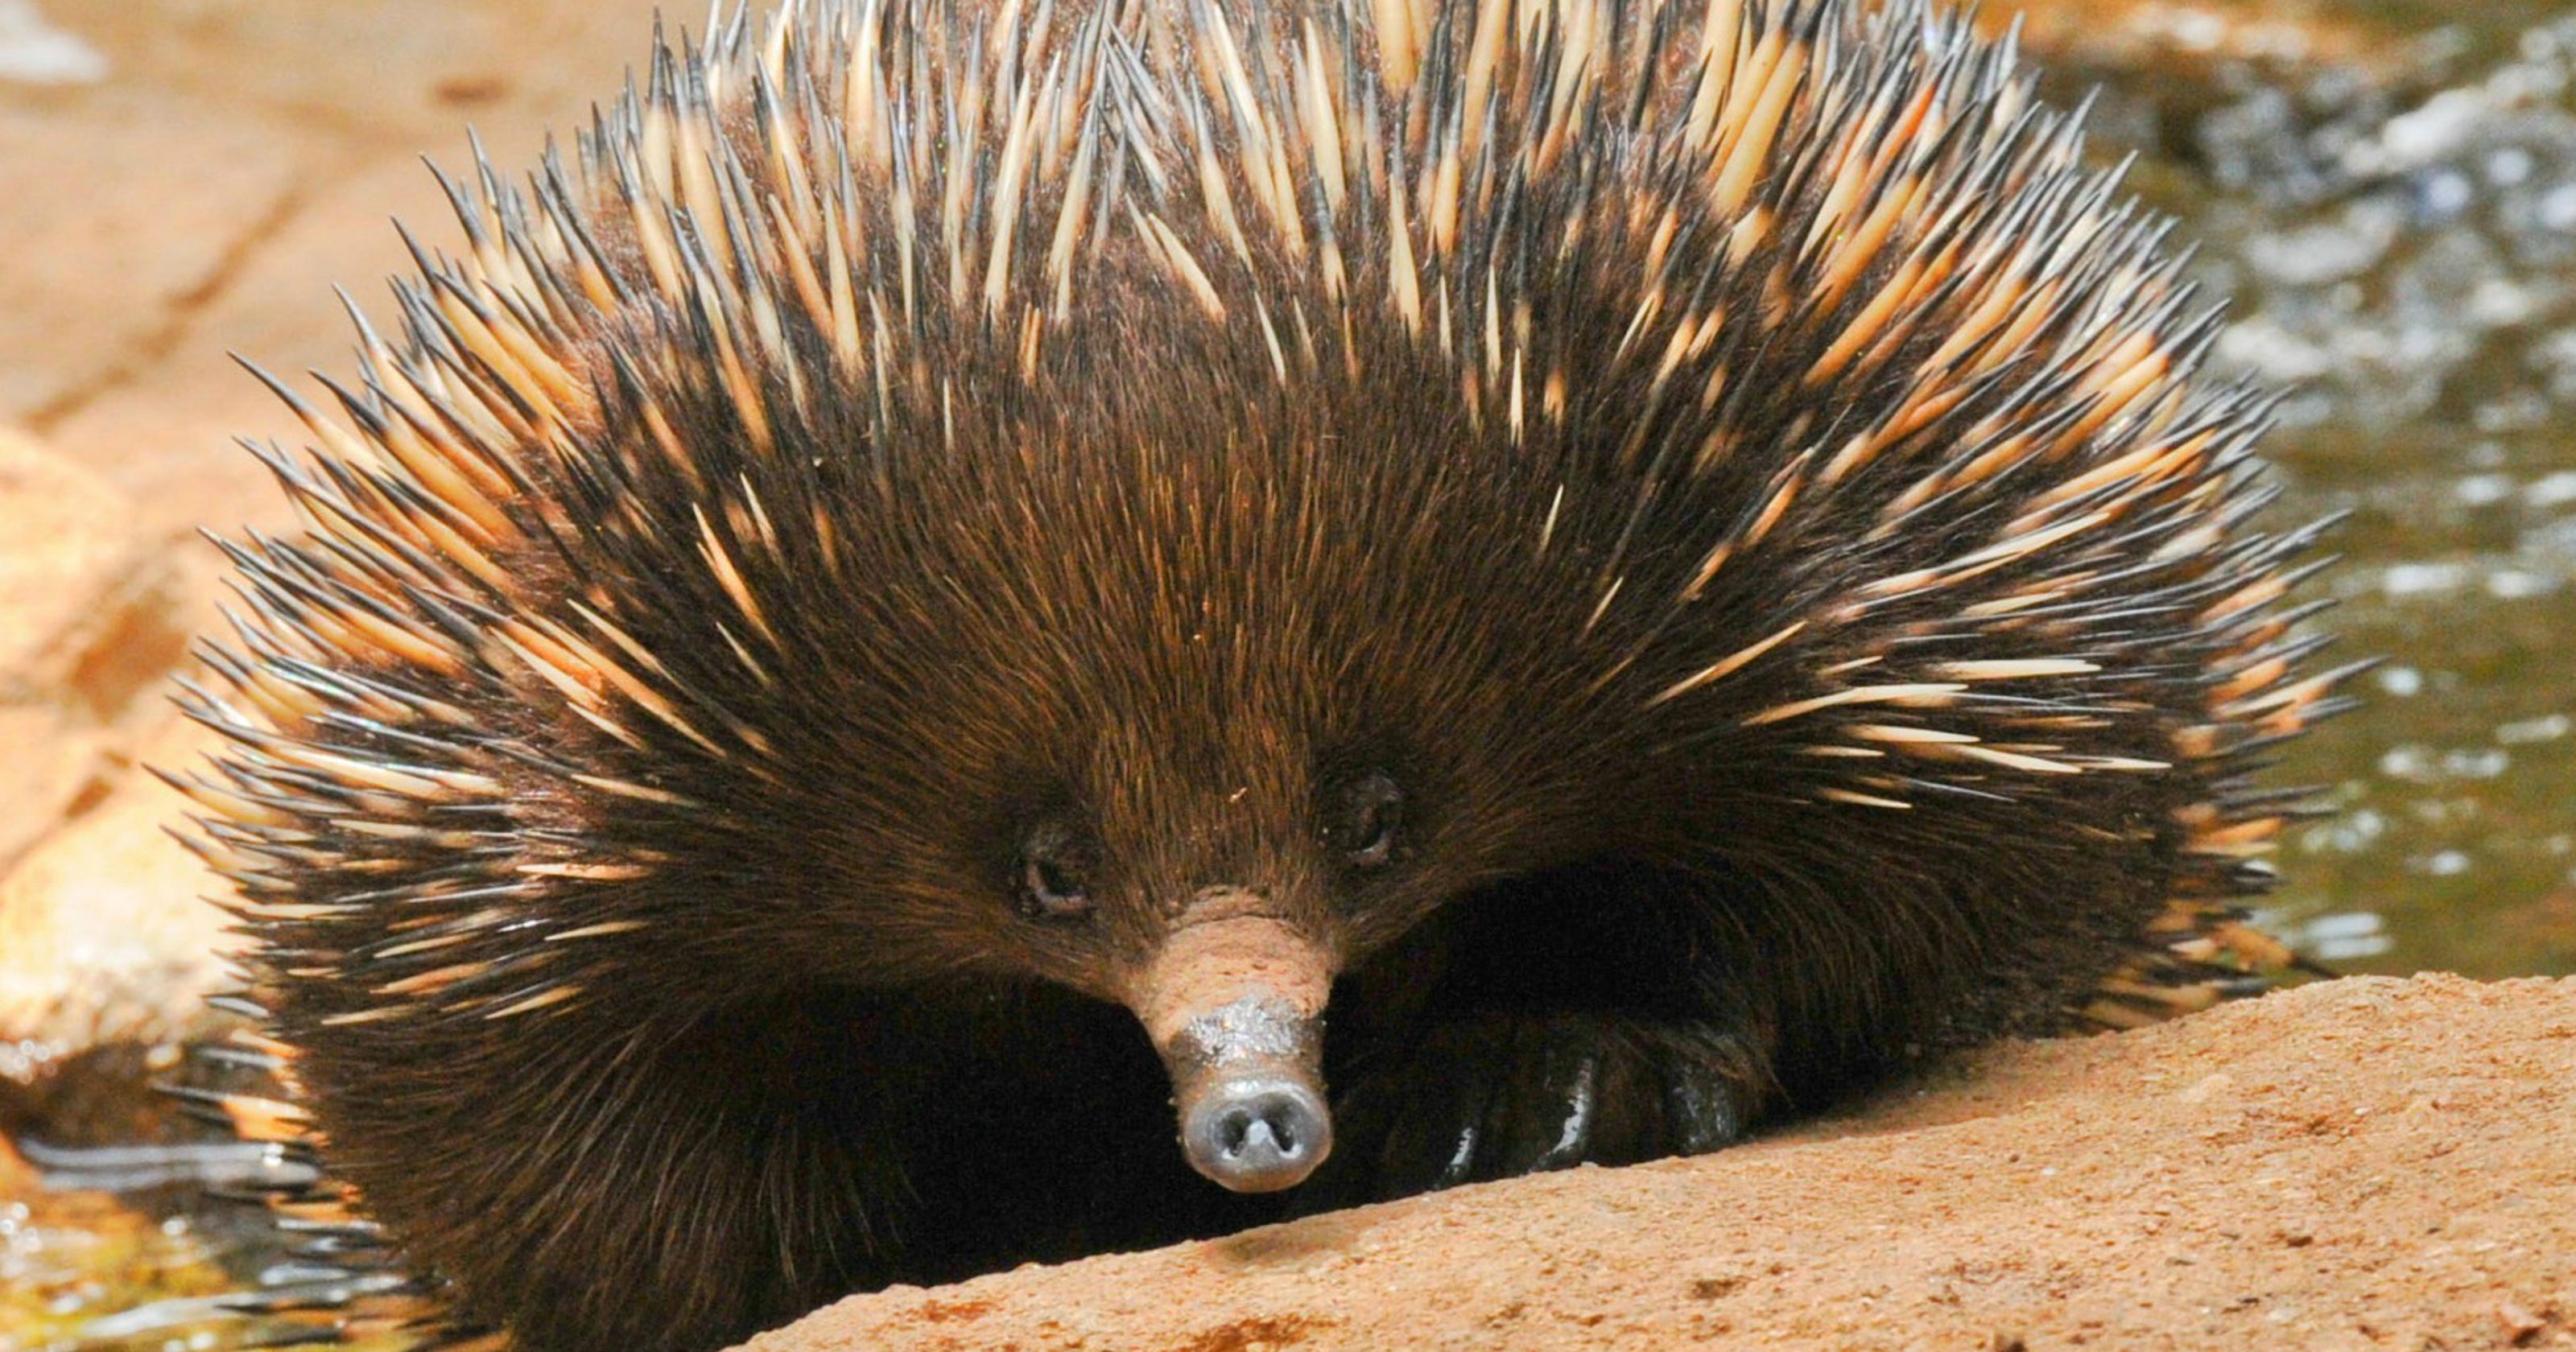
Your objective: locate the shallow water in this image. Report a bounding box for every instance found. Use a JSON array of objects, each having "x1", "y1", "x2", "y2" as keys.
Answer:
[{"x1": 2070, "y1": 2, "x2": 2576, "y2": 979}]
